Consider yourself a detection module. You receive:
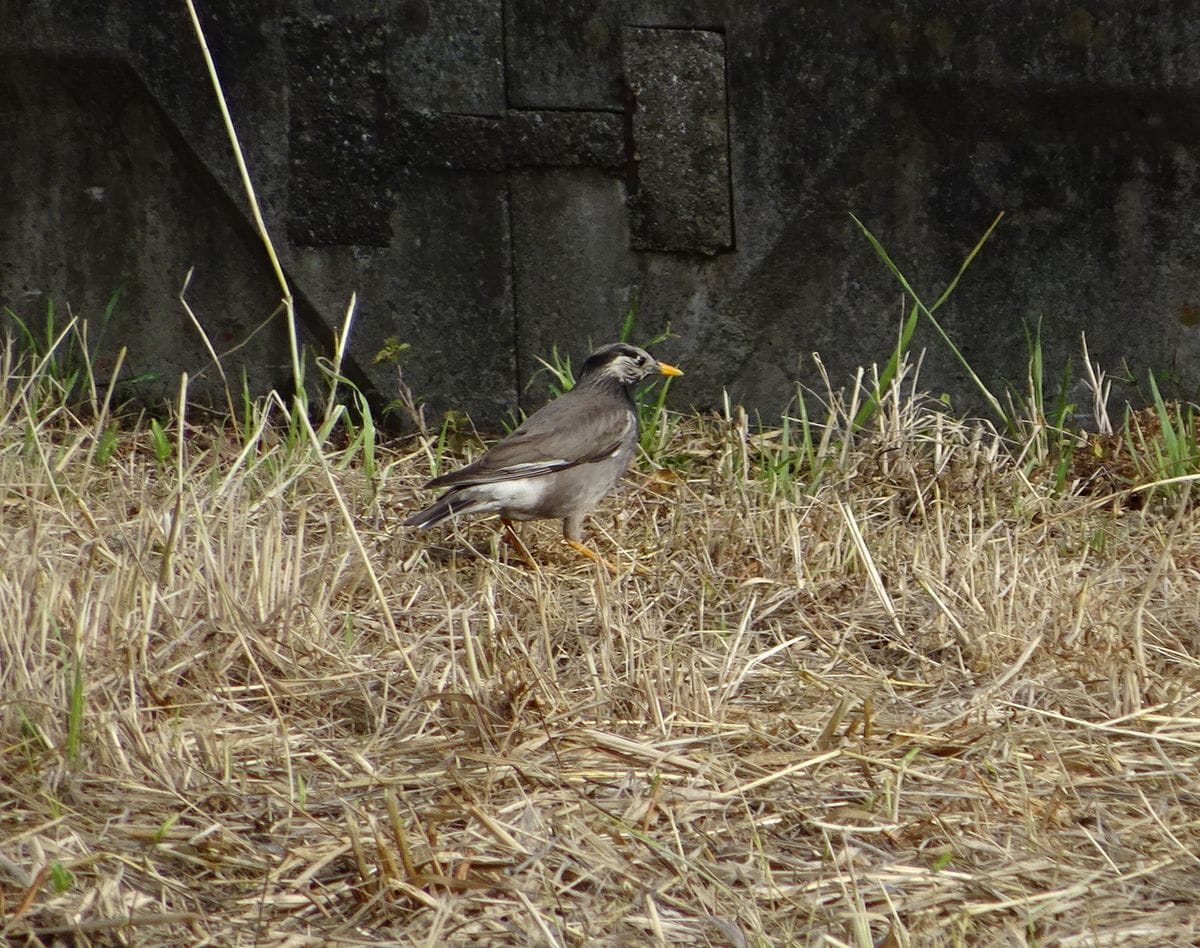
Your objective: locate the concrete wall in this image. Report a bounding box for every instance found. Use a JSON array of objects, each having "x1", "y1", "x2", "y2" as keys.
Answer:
[{"x1": 2, "y1": 1, "x2": 1199, "y2": 423}]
